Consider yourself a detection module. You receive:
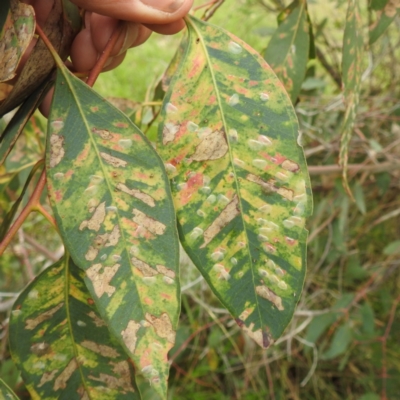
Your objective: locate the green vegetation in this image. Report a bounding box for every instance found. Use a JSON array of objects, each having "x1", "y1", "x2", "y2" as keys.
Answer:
[{"x1": 1, "y1": 0, "x2": 400, "y2": 399}]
